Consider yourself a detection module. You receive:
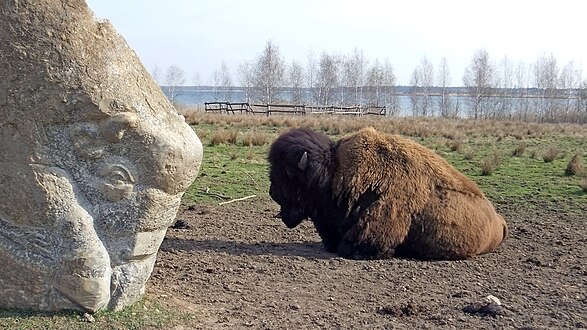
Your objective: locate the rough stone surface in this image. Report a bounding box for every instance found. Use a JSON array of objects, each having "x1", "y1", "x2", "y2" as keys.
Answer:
[{"x1": 0, "y1": 0, "x2": 203, "y2": 312}]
